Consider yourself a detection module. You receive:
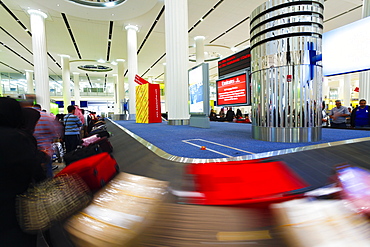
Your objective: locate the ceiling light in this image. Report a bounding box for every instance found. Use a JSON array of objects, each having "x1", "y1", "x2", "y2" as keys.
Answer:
[
  {"x1": 97, "y1": 59, "x2": 105, "y2": 63},
  {"x1": 231, "y1": 47, "x2": 238, "y2": 52},
  {"x1": 24, "y1": 29, "x2": 29, "y2": 32},
  {"x1": 111, "y1": 61, "x2": 117, "y2": 66},
  {"x1": 104, "y1": 2, "x2": 115, "y2": 7}
]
